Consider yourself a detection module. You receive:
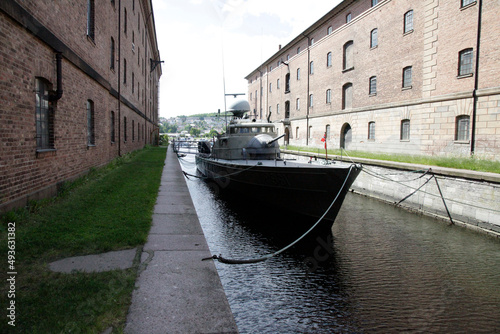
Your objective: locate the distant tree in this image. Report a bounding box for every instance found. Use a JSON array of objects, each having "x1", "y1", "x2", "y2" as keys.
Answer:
[
  {"x1": 190, "y1": 128, "x2": 201, "y2": 137},
  {"x1": 207, "y1": 129, "x2": 219, "y2": 138}
]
